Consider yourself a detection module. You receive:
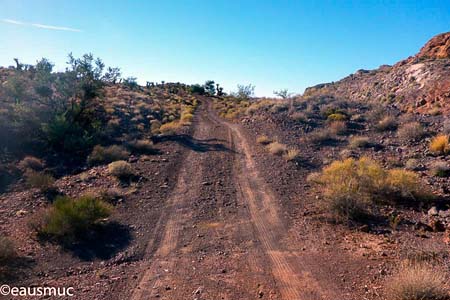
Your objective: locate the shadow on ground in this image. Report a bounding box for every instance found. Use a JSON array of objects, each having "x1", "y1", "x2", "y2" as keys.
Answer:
[
  {"x1": 0, "y1": 256, "x2": 35, "y2": 283},
  {"x1": 155, "y1": 134, "x2": 234, "y2": 153},
  {"x1": 63, "y1": 222, "x2": 132, "y2": 261}
]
